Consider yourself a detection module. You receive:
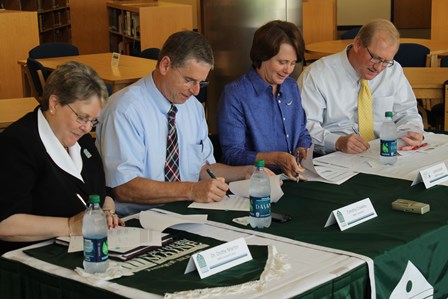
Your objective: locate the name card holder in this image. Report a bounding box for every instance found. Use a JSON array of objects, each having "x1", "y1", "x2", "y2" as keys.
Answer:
[
  {"x1": 185, "y1": 237, "x2": 252, "y2": 279},
  {"x1": 111, "y1": 52, "x2": 120, "y2": 67},
  {"x1": 411, "y1": 162, "x2": 448, "y2": 189},
  {"x1": 325, "y1": 198, "x2": 377, "y2": 231}
]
